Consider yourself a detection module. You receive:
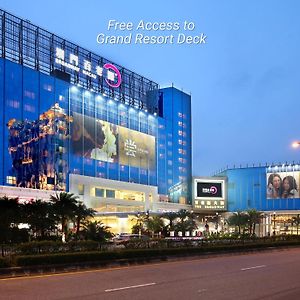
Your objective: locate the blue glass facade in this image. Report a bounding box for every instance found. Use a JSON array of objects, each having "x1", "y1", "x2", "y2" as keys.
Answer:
[
  {"x1": 0, "y1": 58, "x2": 160, "y2": 190},
  {"x1": 157, "y1": 88, "x2": 192, "y2": 204},
  {"x1": 218, "y1": 166, "x2": 300, "y2": 211},
  {"x1": 0, "y1": 9, "x2": 193, "y2": 205},
  {"x1": 0, "y1": 58, "x2": 192, "y2": 203}
]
